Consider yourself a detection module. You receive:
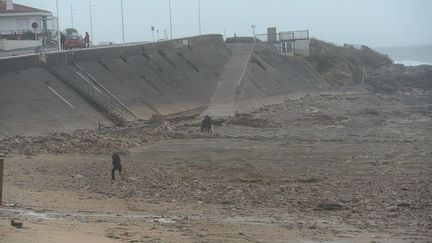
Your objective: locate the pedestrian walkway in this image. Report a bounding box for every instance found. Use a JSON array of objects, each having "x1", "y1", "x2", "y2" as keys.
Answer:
[{"x1": 203, "y1": 43, "x2": 253, "y2": 118}]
